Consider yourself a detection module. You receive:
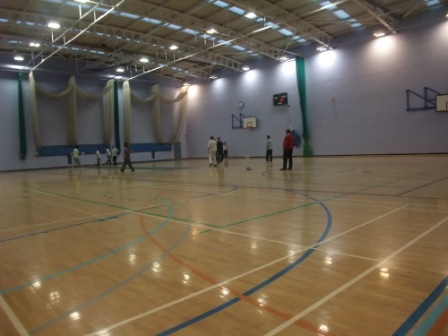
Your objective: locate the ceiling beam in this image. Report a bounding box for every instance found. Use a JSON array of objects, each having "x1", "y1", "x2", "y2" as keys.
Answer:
[
  {"x1": 353, "y1": 0, "x2": 397, "y2": 34},
  {"x1": 224, "y1": 0, "x2": 334, "y2": 47}
]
